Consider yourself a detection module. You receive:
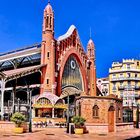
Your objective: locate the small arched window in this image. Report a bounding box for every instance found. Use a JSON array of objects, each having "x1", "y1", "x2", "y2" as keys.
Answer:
[
  {"x1": 93, "y1": 105, "x2": 99, "y2": 118},
  {"x1": 118, "y1": 108, "x2": 121, "y2": 119},
  {"x1": 46, "y1": 16, "x2": 49, "y2": 28}
]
